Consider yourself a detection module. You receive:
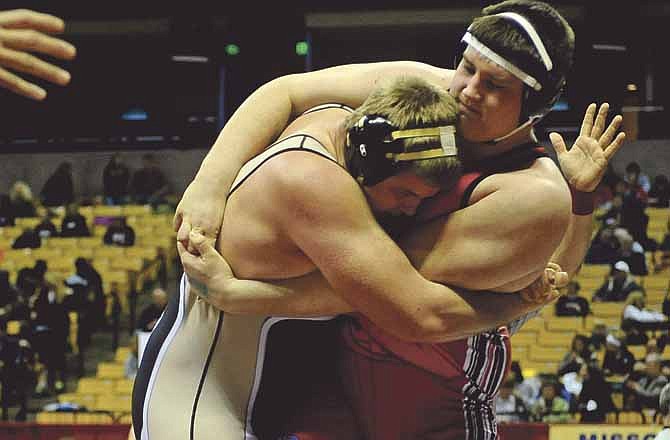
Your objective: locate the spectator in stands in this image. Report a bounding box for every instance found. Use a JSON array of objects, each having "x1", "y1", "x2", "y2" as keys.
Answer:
[
  {"x1": 60, "y1": 203, "x2": 89, "y2": 237},
  {"x1": 41, "y1": 162, "x2": 74, "y2": 207},
  {"x1": 658, "y1": 218, "x2": 670, "y2": 272},
  {"x1": 555, "y1": 281, "x2": 590, "y2": 317},
  {"x1": 585, "y1": 222, "x2": 621, "y2": 264},
  {"x1": 136, "y1": 287, "x2": 168, "y2": 332},
  {"x1": 8, "y1": 181, "x2": 37, "y2": 218},
  {"x1": 593, "y1": 261, "x2": 644, "y2": 302},
  {"x1": 598, "y1": 193, "x2": 624, "y2": 227},
  {"x1": 103, "y1": 217, "x2": 135, "y2": 247},
  {"x1": 649, "y1": 175, "x2": 670, "y2": 208},
  {"x1": 11, "y1": 228, "x2": 40, "y2": 249},
  {"x1": 109, "y1": 282, "x2": 122, "y2": 352},
  {"x1": 576, "y1": 364, "x2": 616, "y2": 423},
  {"x1": 531, "y1": 381, "x2": 571, "y2": 423},
  {"x1": 623, "y1": 291, "x2": 668, "y2": 333},
  {"x1": 31, "y1": 282, "x2": 69, "y2": 394},
  {"x1": 0, "y1": 321, "x2": 36, "y2": 421},
  {"x1": 103, "y1": 153, "x2": 130, "y2": 205},
  {"x1": 623, "y1": 322, "x2": 649, "y2": 346},
  {"x1": 63, "y1": 262, "x2": 97, "y2": 377},
  {"x1": 589, "y1": 322, "x2": 609, "y2": 352},
  {"x1": 509, "y1": 361, "x2": 541, "y2": 409},
  {"x1": 614, "y1": 227, "x2": 650, "y2": 275},
  {"x1": 75, "y1": 258, "x2": 105, "y2": 331},
  {"x1": 559, "y1": 334, "x2": 592, "y2": 376},
  {"x1": 0, "y1": 194, "x2": 14, "y2": 227},
  {"x1": 16, "y1": 260, "x2": 47, "y2": 298},
  {"x1": 495, "y1": 377, "x2": 528, "y2": 423},
  {"x1": 625, "y1": 162, "x2": 651, "y2": 195},
  {"x1": 34, "y1": 213, "x2": 58, "y2": 239},
  {"x1": 0, "y1": 270, "x2": 17, "y2": 309},
  {"x1": 626, "y1": 353, "x2": 669, "y2": 410},
  {"x1": 602, "y1": 334, "x2": 636, "y2": 376},
  {"x1": 130, "y1": 153, "x2": 169, "y2": 206}
]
